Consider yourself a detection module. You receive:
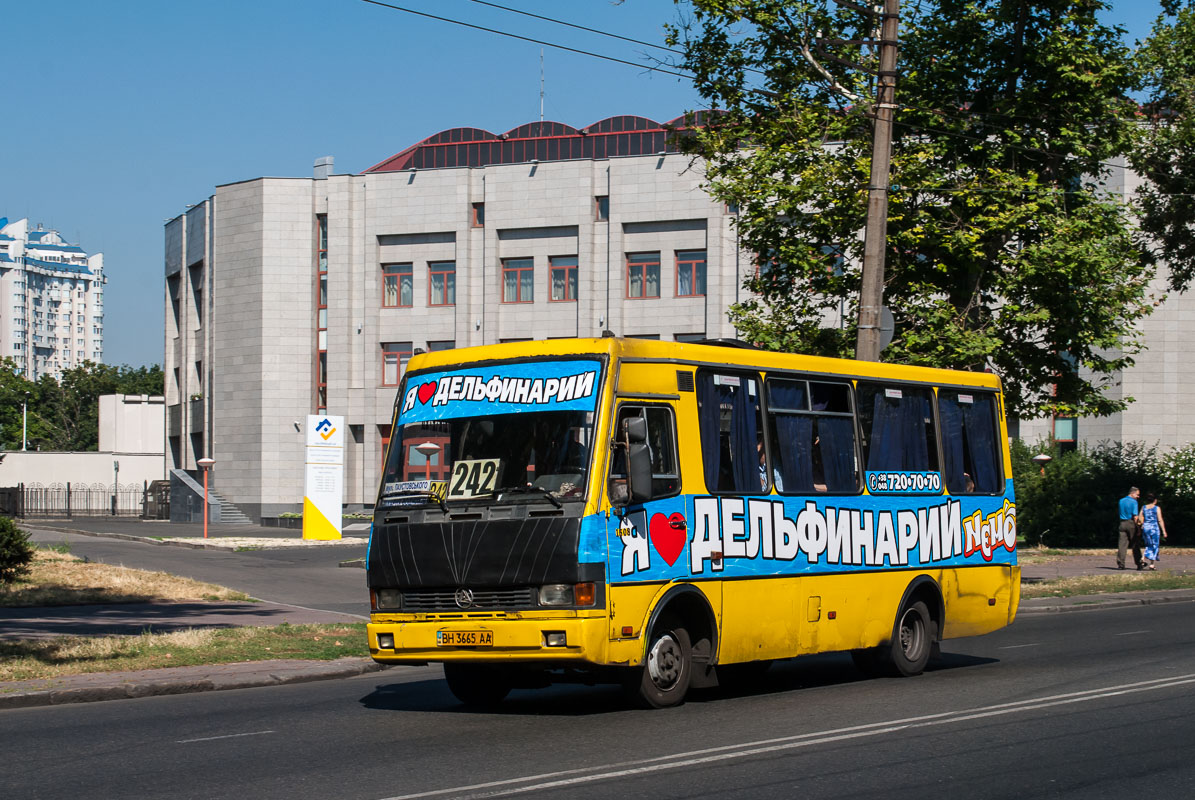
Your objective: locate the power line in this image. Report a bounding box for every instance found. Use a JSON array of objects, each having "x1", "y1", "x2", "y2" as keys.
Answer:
[
  {"x1": 356, "y1": 0, "x2": 693, "y2": 79},
  {"x1": 463, "y1": 0, "x2": 681, "y2": 55}
]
